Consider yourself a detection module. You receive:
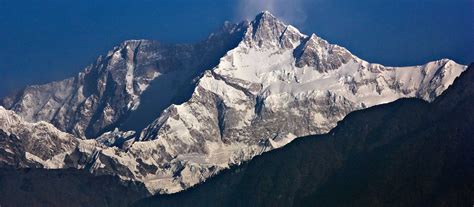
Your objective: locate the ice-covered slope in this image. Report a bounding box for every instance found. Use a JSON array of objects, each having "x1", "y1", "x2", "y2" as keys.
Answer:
[{"x1": 0, "y1": 11, "x2": 467, "y2": 194}]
